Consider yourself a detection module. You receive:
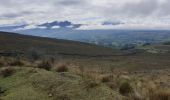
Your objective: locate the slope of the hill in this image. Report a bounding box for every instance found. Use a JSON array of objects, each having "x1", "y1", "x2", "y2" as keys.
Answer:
[
  {"x1": 0, "y1": 67, "x2": 123, "y2": 100},
  {"x1": 0, "y1": 31, "x2": 121, "y2": 56}
]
